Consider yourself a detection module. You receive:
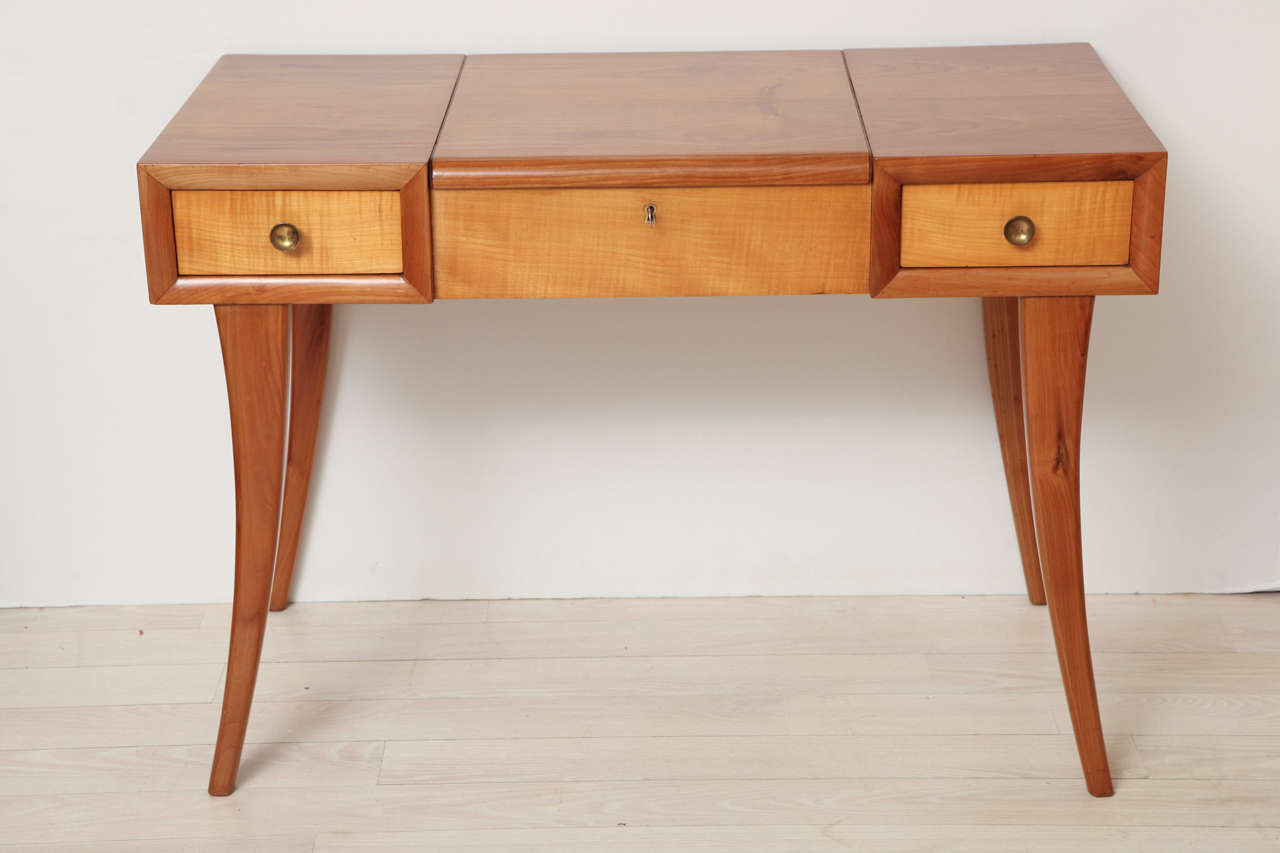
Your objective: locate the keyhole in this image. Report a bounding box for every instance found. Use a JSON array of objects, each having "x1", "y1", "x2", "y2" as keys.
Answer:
[{"x1": 644, "y1": 204, "x2": 656, "y2": 228}]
